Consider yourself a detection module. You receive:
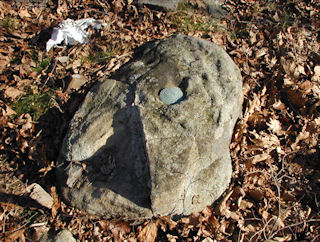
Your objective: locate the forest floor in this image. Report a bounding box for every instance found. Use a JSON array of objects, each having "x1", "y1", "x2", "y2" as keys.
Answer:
[{"x1": 0, "y1": 0, "x2": 319, "y2": 241}]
